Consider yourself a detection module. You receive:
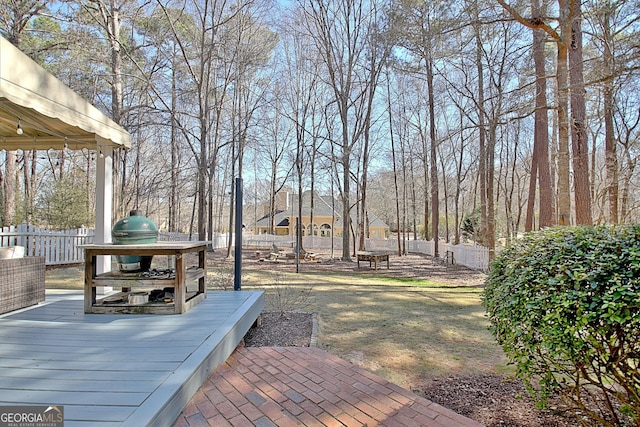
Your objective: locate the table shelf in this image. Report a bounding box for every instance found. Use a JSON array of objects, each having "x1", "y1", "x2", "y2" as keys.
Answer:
[
  {"x1": 92, "y1": 268, "x2": 205, "y2": 288},
  {"x1": 92, "y1": 291, "x2": 206, "y2": 315}
]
